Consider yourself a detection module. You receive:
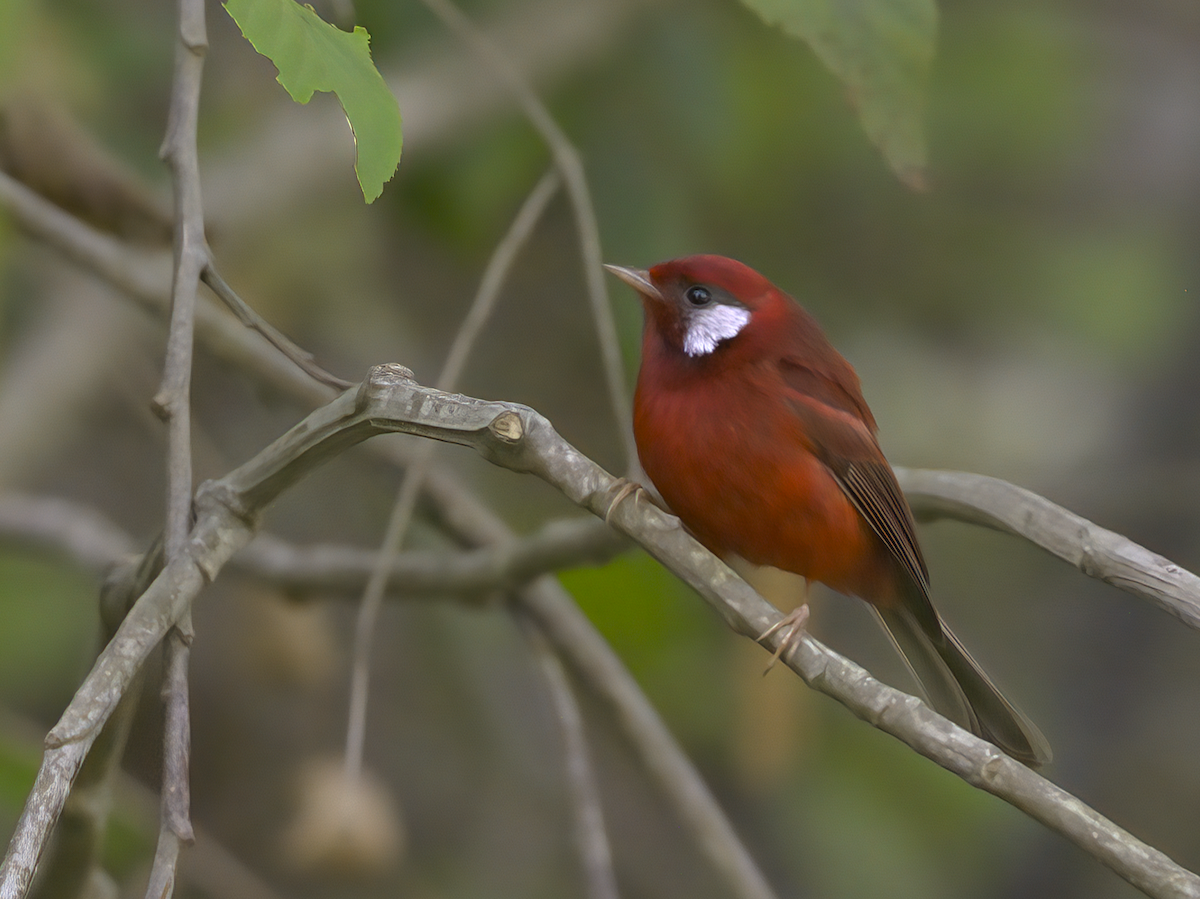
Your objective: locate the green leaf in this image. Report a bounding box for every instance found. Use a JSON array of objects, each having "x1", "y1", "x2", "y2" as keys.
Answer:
[
  {"x1": 740, "y1": 0, "x2": 937, "y2": 189},
  {"x1": 224, "y1": 0, "x2": 402, "y2": 202}
]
